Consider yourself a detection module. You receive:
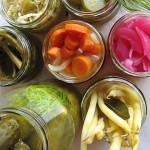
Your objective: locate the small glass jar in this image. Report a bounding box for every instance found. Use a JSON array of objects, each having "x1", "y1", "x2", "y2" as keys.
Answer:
[
  {"x1": 108, "y1": 11, "x2": 150, "y2": 77},
  {"x1": 0, "y1": 80, "x2": 81, "y2": 150},
  {"x1": 0, "y1": 26, "x2": 42, "y2": 86},
  {"x1": 81, "y1": 76, "x2": 147, "y2": 149},
  {"x1": 42, "y1": 20, "x2": 105, "y2": 83},
  {"x1": 62, "y1": 0, "x2": 120, "y2": 22},
  {"x1": 0, "y1": 0, "x2": 66, "y2": 32}
]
